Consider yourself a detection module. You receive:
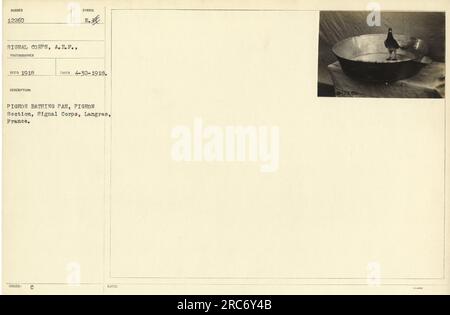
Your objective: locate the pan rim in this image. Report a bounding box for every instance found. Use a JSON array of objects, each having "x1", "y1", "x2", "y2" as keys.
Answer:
[{"x1": 331, "y1": 33, "x2": 424, "y2": 64}]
